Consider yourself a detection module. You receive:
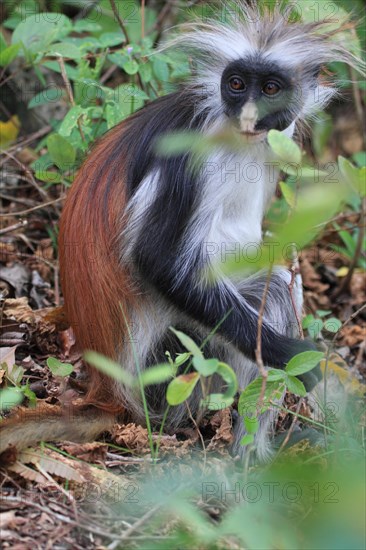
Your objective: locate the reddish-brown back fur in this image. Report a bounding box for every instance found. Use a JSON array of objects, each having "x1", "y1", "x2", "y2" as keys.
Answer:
[{"x1": 59, "y1": 122, "x2": 138, "y2": 411}]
